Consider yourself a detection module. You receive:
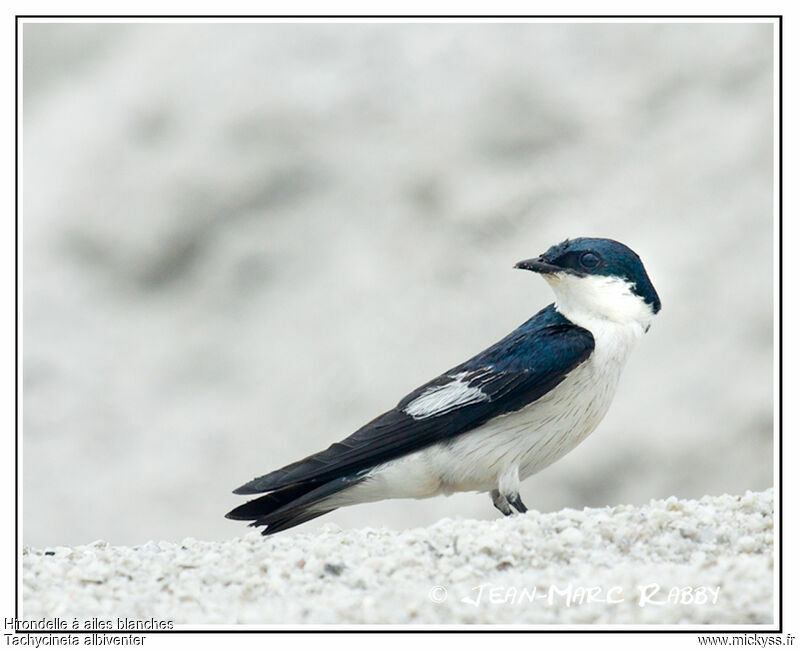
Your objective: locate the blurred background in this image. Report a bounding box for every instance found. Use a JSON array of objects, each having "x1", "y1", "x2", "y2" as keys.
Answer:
[{"x1": 22, "y1": 21, "x2": 774, "y2": 547}]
